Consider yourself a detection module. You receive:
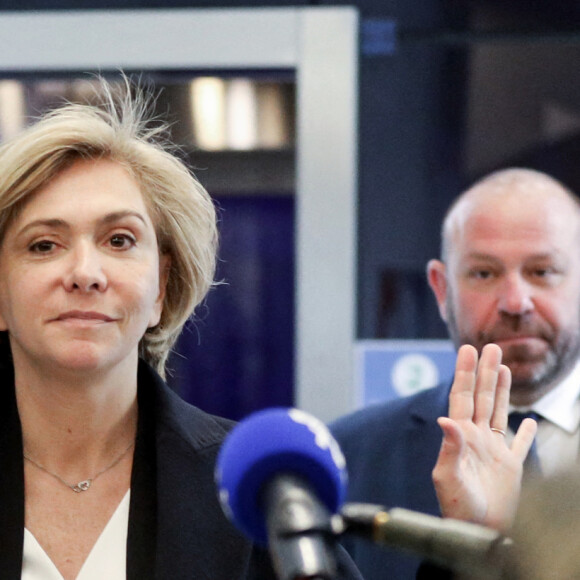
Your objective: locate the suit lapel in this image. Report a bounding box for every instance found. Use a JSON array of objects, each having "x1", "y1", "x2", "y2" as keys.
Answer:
[
  {"x1": 144, "y1": 367, "x2": 252, "y2": 579},
  {"x1": 0, "y1": 364, "x2": 24, "y2": 579},
  {"x1": 408, "y1": 382, "x2": 451, "y2": 425},
  {"x1": 406, "y1": 383, "x2": 451, "y2": 515}
]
